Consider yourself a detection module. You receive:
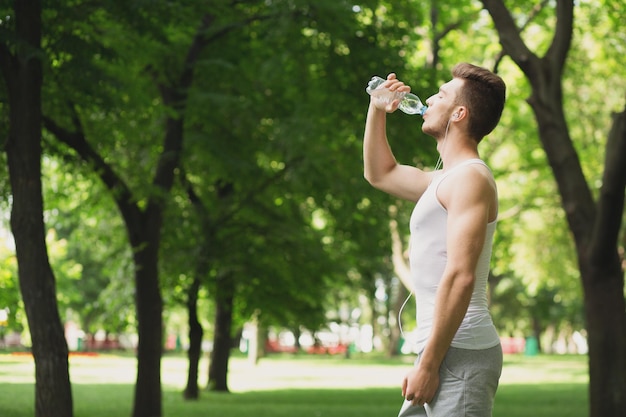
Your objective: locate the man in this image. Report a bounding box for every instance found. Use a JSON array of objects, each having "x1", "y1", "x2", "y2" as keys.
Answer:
[{"x1": 363, "y1": 63, "x2": 506, "y2": 417}]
